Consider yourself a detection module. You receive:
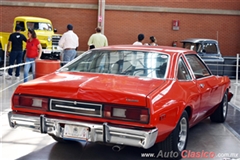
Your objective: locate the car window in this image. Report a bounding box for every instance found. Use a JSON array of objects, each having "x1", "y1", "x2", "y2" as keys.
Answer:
[
  {"x1": 16, "y1": 21, "x2": 25, "y2": 31},
  {"x1": 202, "y1": 43, "x2": 217, "y2": 54},
  {"x1": 27, "y1": 22, "x2": 52, "y2": 31},
  {"x1": 185, "y1": 54, "x2": 211, "y2": 79},
  {"x1": 177, "y1": 57, "x2": 192, "y2": 80},
  {"x1": 183, "y1": 42, "x2": 201, "y2": 52},
  {"x1": 64, "y1": 50, "x2": 169, "y2": 79}
]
